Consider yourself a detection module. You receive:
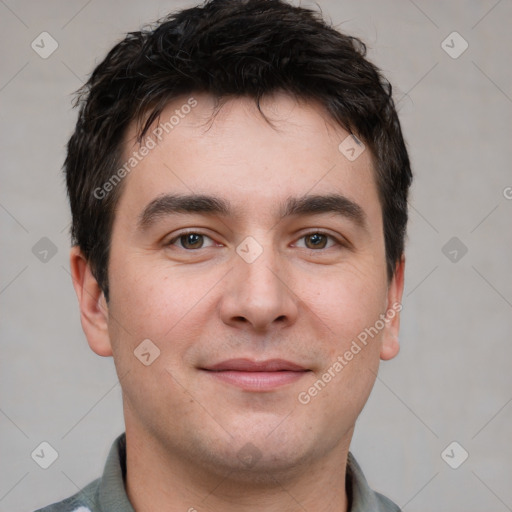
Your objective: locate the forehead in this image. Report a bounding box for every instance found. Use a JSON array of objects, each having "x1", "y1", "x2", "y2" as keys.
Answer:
[{"x1": 115, "y1": 91, "x2": 381, "y2": 229}]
